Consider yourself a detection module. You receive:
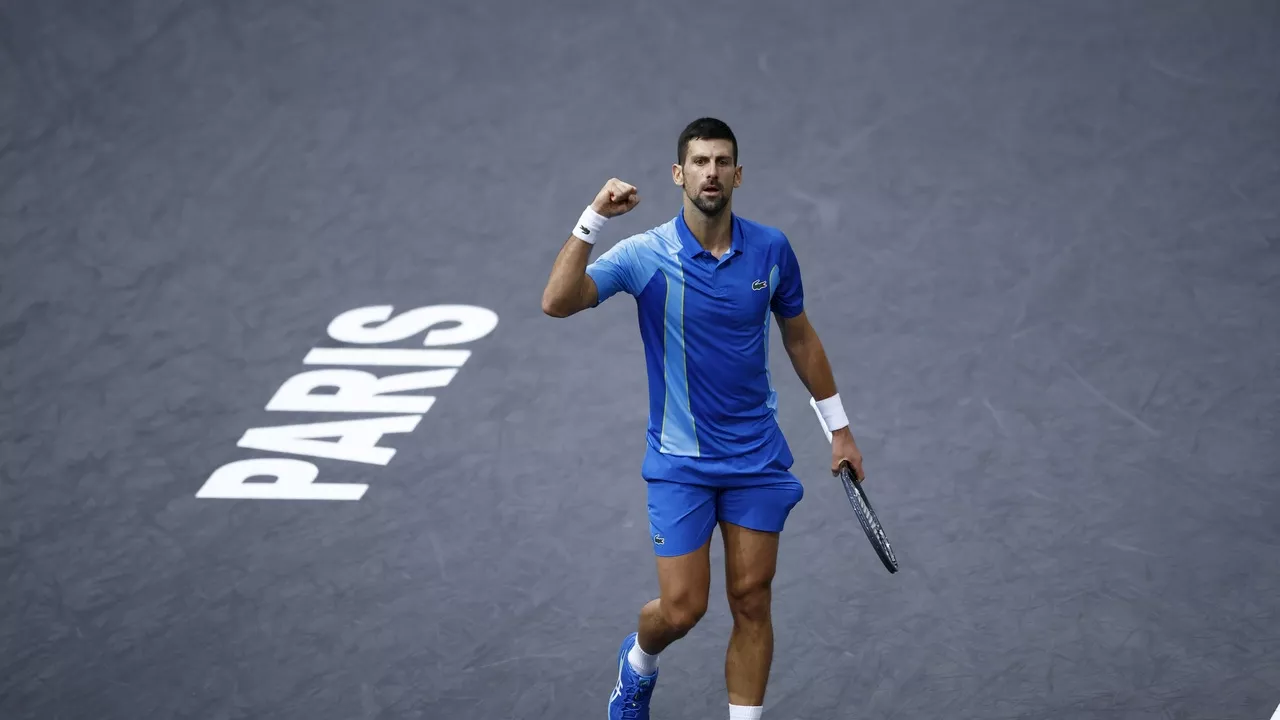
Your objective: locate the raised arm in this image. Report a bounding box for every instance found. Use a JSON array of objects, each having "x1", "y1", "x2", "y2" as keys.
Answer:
[
  {"x1": 541, "y1": 237, "x2": 600, "y2": 317},
  {"x1": 541, "y1": 178, "x2": 640, "y2": 318}
]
